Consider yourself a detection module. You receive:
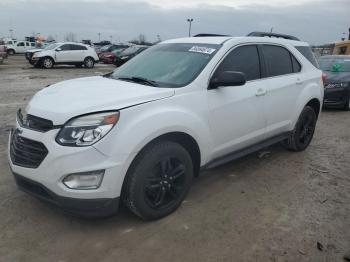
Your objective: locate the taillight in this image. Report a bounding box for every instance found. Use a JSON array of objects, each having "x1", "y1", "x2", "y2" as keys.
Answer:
[{"x1": 321, "y1": 73, "x2": 327, "y2": 86}]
